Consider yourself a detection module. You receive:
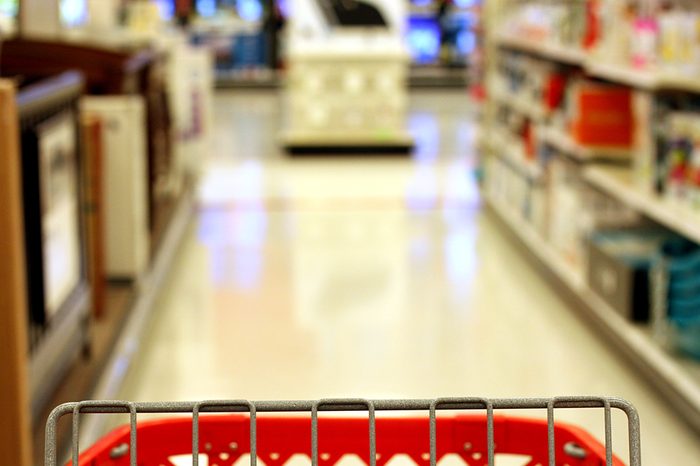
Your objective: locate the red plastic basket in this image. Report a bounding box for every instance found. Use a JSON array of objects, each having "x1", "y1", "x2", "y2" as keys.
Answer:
[{"x1": 73, "y1": 415, "x2": 624, "y2": 466}]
